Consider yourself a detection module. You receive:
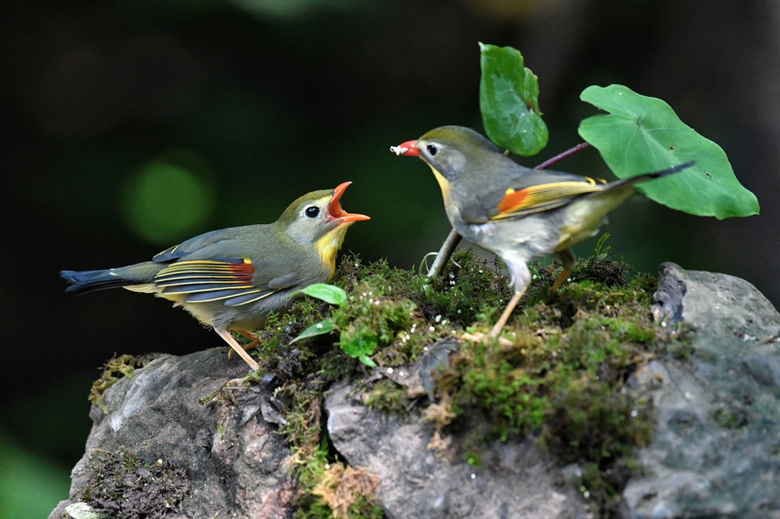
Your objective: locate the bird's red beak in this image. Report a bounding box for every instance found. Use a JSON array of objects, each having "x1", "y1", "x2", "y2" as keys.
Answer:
[
  {"x1": 390, "y1": 140, "x2": 420, "y2": 157},
  {"x1": 329, "y1": 182, "x2": 370, "y2": 224}
]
